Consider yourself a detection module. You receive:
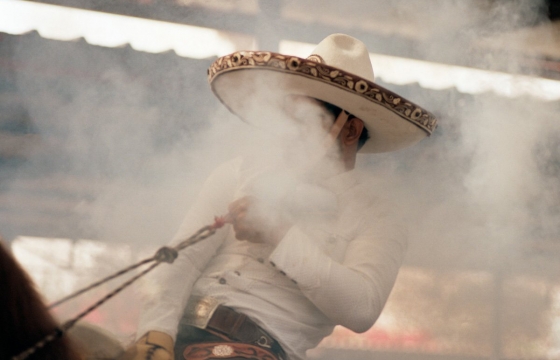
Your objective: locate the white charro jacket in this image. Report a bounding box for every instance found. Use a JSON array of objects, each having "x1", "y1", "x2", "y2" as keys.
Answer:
[{"x1": 137, "y1": 157, "x2": 407, "y2": 360}]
